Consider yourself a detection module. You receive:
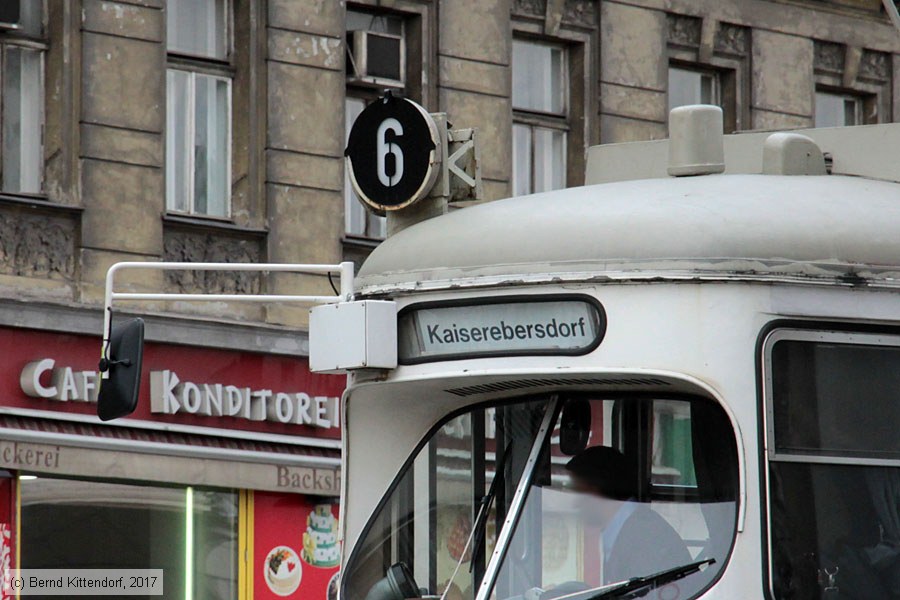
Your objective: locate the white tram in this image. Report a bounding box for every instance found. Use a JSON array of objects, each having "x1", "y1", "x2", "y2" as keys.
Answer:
[{"x1": 334, "y1": 108, "x2": 900, "y2": 600}]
